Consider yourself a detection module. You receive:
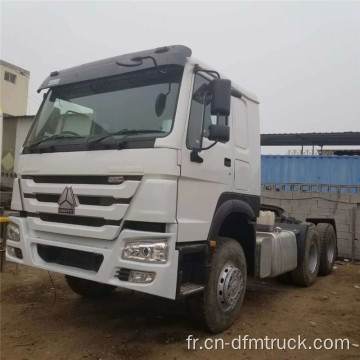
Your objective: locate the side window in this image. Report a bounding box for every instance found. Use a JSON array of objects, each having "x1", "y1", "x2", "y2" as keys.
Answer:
[{"x1": 186, "y1": 74, "x2": 227, "y2": 149}]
